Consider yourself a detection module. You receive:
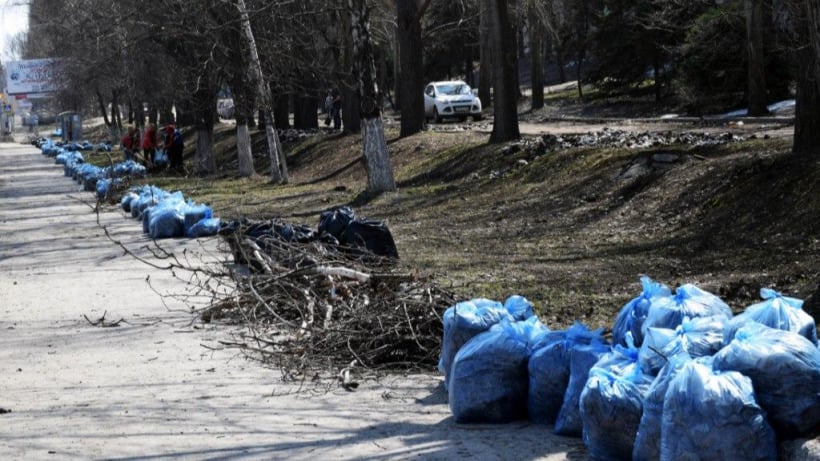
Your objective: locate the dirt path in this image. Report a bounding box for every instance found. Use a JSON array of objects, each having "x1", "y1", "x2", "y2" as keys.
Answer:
[{"x1": 0, "y1": 142, "x2": 586, "y2": 460}]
